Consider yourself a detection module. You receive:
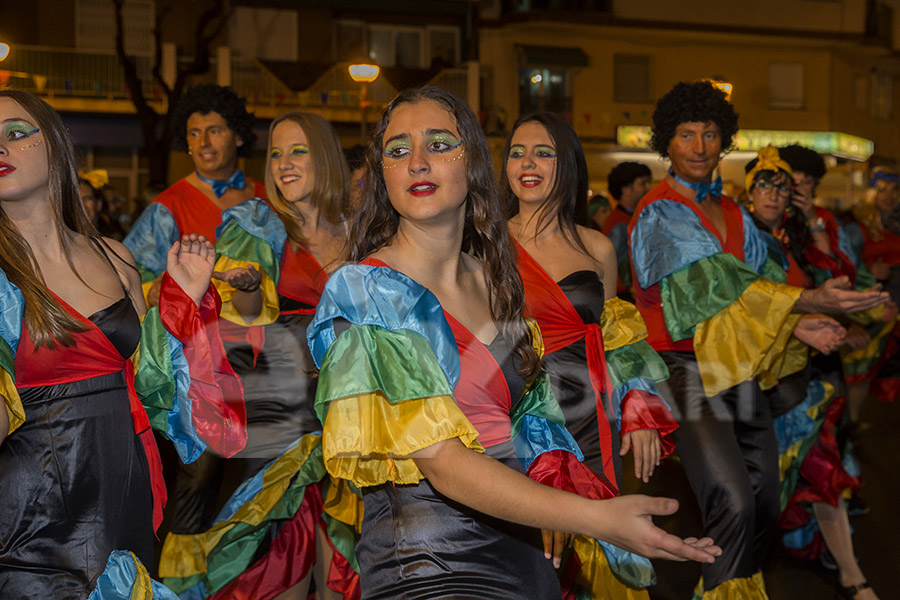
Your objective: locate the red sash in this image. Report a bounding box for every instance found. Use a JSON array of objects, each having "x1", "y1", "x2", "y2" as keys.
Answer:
[
  {"x1": 277, "y1": 241, "x2": 329, "y2": 315},
  {"x1": 515, "y1": 242, "x2": 618, "y2": 486}
]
